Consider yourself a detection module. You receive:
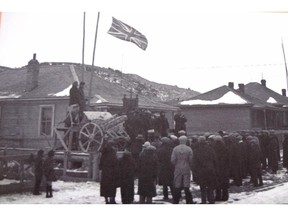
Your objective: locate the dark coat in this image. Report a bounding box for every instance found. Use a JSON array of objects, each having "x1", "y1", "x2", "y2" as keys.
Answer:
[
  {"x1": 230, "y1": 139, "x2": 243, "y2": 183},
  {"x1": 248, "y1": 140, "x2": 262, "y2": 169},
  {"x1": 119, "y1": 151, "x2": 135, "y2": 204},
  {"x1": 138, "y1": 148, "x2": 158, "y2": 197},
  {"x1": 174, "y1": 113, "x2": 187, "y2": 135},
  {"x1": 268, "y1": 135, "x2": 279, "y2": 172},
  {"x1": 193, "y1": 141, "x2": 218, "y2": 189},
  {"x1": 212, "y1": 140, "x2": 230, "y2": 189},
  {"x1": 34, "y1": 155, "x2": 44, "y2": 180},
  {"x1": 43, "y1": 156, "x2": 56, "y2": 182},
  {"x1": 78, "y1": 86, "x2": 86, "y2": 111},
  {"x1": 99, "y1": 146, "x2": 119, "y2": 197},
  {"x1": 69, "y1": 85, "x2": 80, "y2": 106},
  {"x1": 156, "y1": 141, "x2": 174, "y2": 186},
  {"x1": 156, "y1": 116, "x2": 169, "y2": 137}
]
